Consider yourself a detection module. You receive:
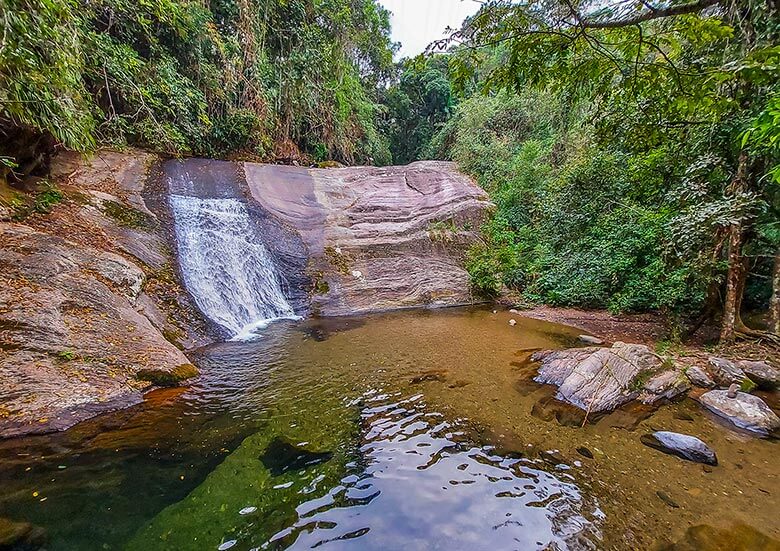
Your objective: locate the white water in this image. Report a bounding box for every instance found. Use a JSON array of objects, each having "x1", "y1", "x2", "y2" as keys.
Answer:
[{"x1": 169, "y1": 194, "x2": 298, "y2": 340}]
